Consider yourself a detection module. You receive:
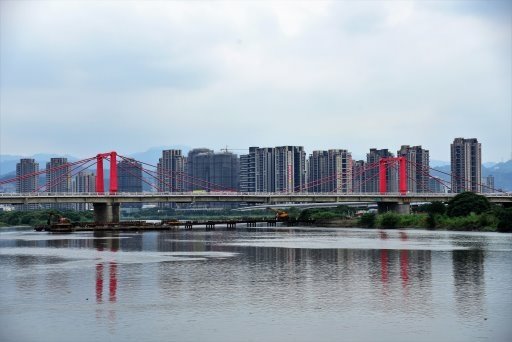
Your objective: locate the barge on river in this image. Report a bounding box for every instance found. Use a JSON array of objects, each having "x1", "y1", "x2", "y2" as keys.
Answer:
[{"x1": 35, "y1": 218, "x2": 284, "y2": 233}]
